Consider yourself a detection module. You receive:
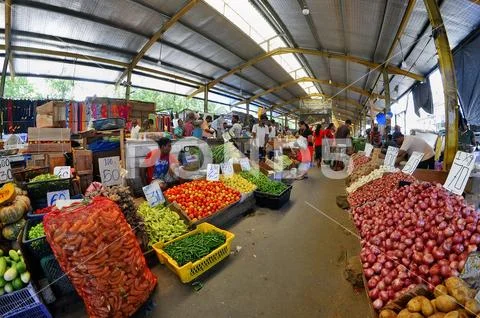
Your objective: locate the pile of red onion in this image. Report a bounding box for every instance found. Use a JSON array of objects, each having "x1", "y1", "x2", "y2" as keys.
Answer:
[
  {"x1": 352, "y1": 154, "x2": 371, "y2": 169},
  {"x1": 353, "y1": 182, "x2": 480, "y2": 310},
  {"x1": 348, "y1": 172, "x2": 416, "y2": 207}
]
